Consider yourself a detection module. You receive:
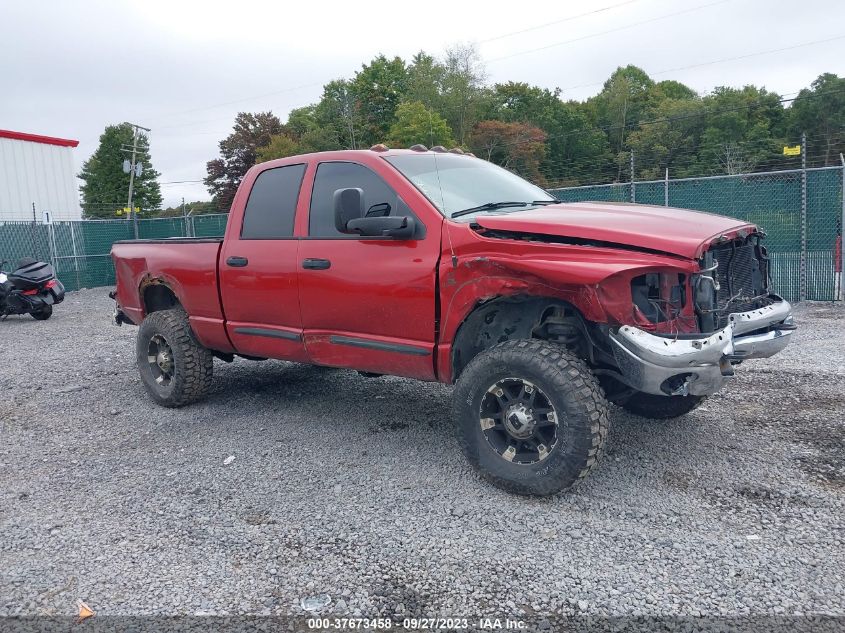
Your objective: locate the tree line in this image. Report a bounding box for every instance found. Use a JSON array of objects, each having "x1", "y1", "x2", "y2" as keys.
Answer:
[
  {"x1": 204, "y1": 48, "x2": 844, "y2": 211},
  {"x1": 78, "y1": 46, "x2": 845, "y2": 217}
]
